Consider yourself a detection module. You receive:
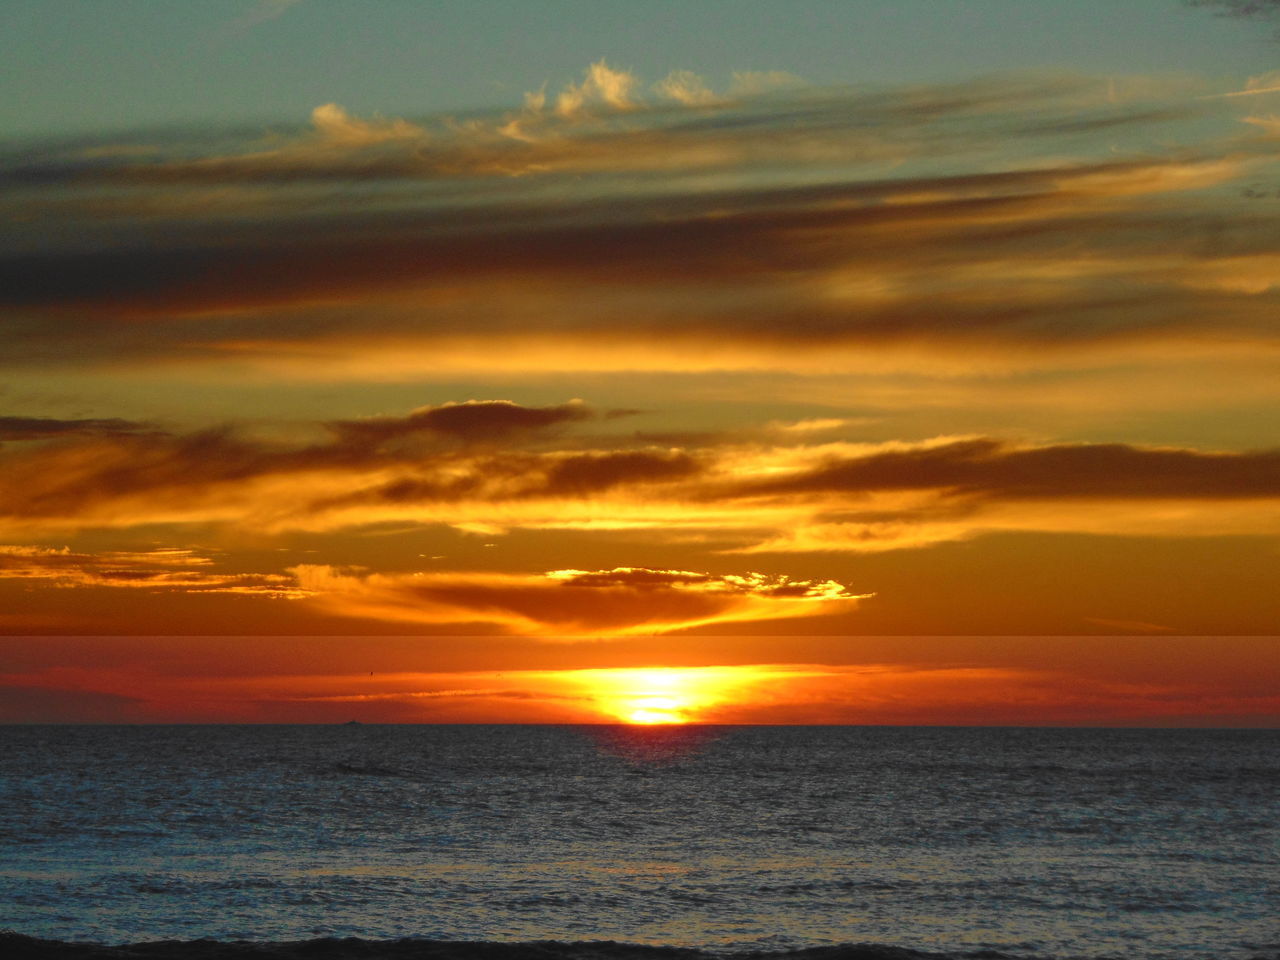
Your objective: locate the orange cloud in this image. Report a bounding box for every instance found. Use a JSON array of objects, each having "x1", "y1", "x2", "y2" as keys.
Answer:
[
  {"x1": 288, "y1": 565, "x2": 869, "y2": 635},
  {"x1": 1, "y1": 410, "x2": 1278, "y2": 557},
  {"x1": 0, "y1": 545, "x2": 305, "y2": 597}
]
